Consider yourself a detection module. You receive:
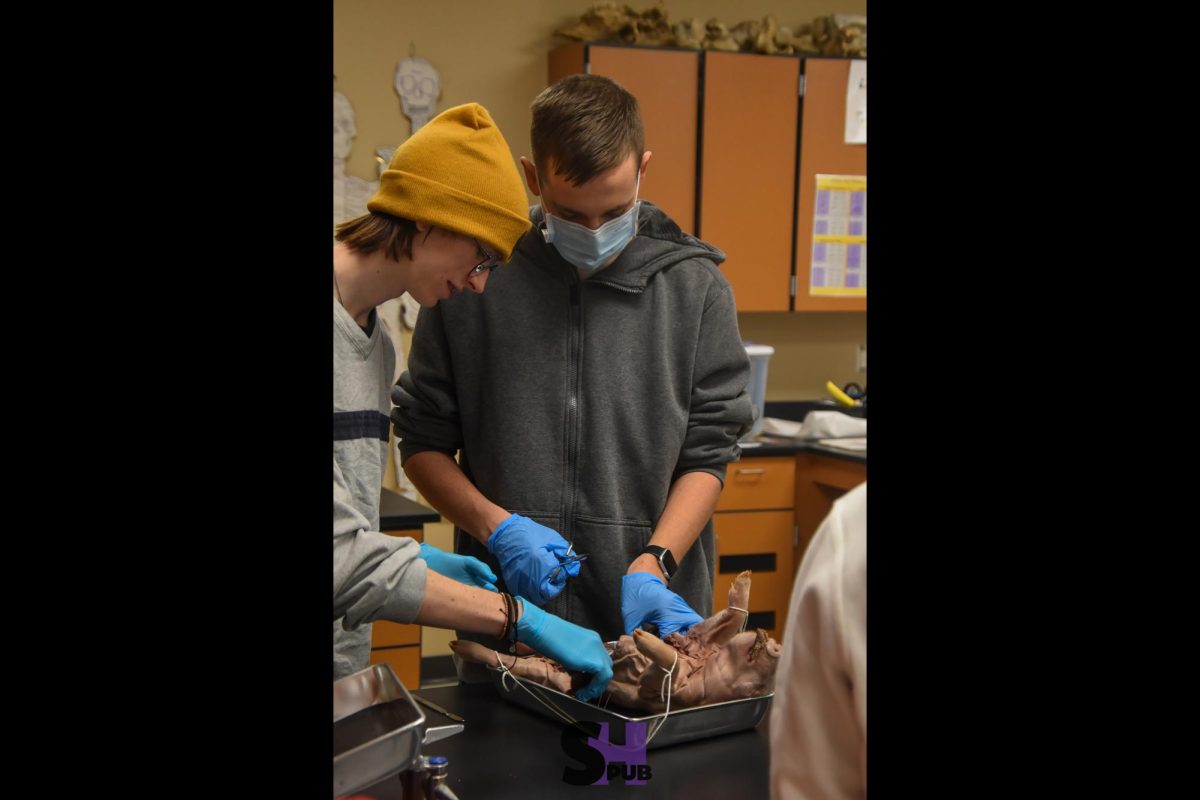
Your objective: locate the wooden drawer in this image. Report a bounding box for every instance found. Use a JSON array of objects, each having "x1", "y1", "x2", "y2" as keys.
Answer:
[
  {"x1": 714, "y1": 510, "x2": 794, "y2": 558},
  {"x1": 717, "y1": 457, "x2": 796, "y2": 511},
  {"x1": 369, "y1": 646, "x2": 421, "y2": 690},
  {"x1": 712, "y1": 510, "x2": 794, "y2": 640},
  {"x1": 711, "y1": 567, "x2": 793, "y2": 642},
  {"x1": 372, "y1": 619, "x2": 421, "y2": 648}
]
